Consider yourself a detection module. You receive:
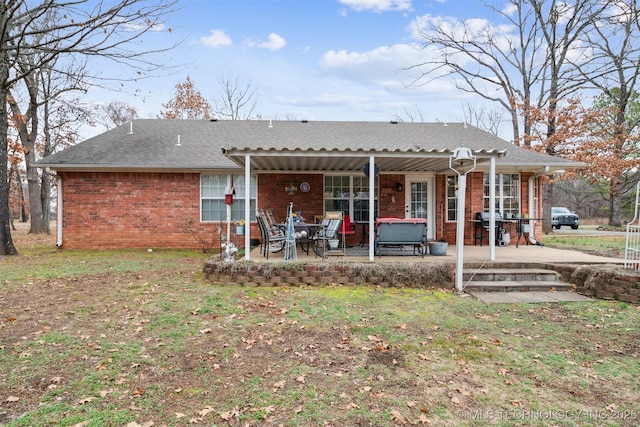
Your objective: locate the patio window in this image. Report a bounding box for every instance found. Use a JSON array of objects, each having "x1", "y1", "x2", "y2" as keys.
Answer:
[
  {"x1": 324, "y1": 175, "x2": 378, "y2": 221},
  {"x1": 446, "y1": 175, "x2": 459, "y2": 221},
  {"x1": 201, "y1": 174, "x2": 257, "y2": 222},
  {"x1": 483, "y1": 173, "x2": 520, "y2": 215}
]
